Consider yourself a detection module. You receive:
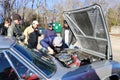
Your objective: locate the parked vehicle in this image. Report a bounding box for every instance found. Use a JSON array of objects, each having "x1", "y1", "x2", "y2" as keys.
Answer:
[{"x1": 0, "y1": 4, "x2": 120, "y2": 80}]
